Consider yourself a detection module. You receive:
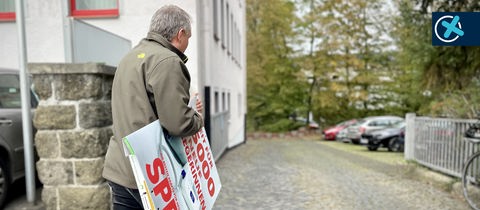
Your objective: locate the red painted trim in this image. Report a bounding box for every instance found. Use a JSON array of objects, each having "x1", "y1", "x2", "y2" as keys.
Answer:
[
  {"x1": 70, "y1": 0, "x2": 119, "y2": 18},
  {"x1": 71, "y1": 9, "x2": 119, "y2": 18},
  {"x1": 0, "y1": 12, "x2": 15, "y2": 22}
]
